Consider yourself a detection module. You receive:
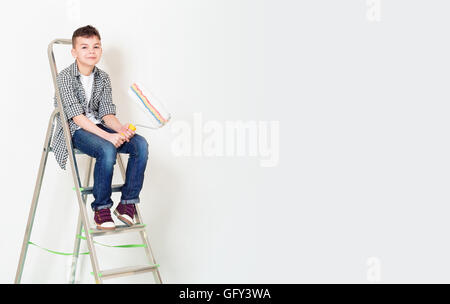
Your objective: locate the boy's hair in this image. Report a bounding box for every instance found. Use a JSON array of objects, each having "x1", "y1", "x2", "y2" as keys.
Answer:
[{"x1": 72, "y1": 25, "x2": 101, "y2": 48}]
